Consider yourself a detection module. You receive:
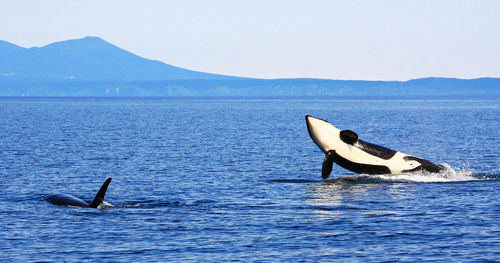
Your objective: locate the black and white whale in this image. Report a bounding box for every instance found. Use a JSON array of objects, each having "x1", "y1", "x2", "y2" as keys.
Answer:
[
  {"x1": 306, "y1": 115, "x2": 444, "y2": 178},
  {"x1": 44, "y1": 178, "x2": 112, "y2": 208}
]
